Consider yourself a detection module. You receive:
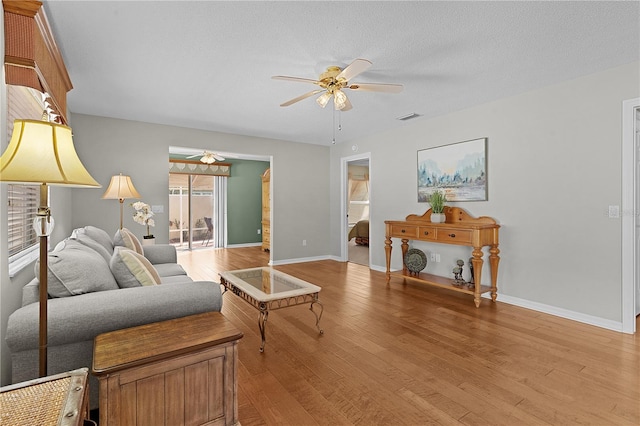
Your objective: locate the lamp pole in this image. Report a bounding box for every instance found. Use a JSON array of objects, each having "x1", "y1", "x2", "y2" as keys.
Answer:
[{"x1": 36, "y1": 183, "x2": 51, "y2": 377}]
